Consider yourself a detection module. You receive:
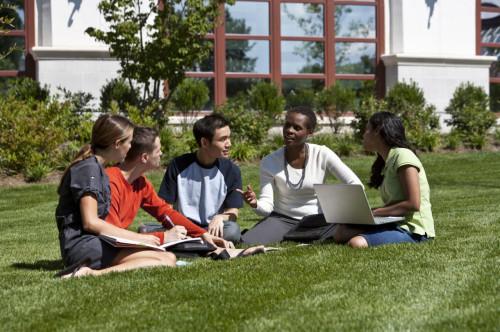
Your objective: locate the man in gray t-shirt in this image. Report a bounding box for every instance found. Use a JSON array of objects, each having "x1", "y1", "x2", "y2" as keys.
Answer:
[{"x1": 159, "y1": 114, "x2": 242, "y2": 243}]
